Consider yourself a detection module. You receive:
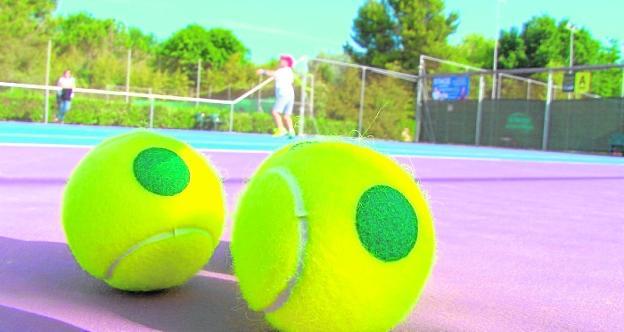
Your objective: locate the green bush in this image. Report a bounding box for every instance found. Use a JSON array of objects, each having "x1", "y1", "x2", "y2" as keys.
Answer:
[
  {"x1": 313, "y1": 117, "x2": 358, "y2": 136},
  {"x1": 0, "y1": 89, "x2": 45, "y2": 122},
  {"x1": 0, "y1": 88, "x2": 390, "y2": 138}
]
